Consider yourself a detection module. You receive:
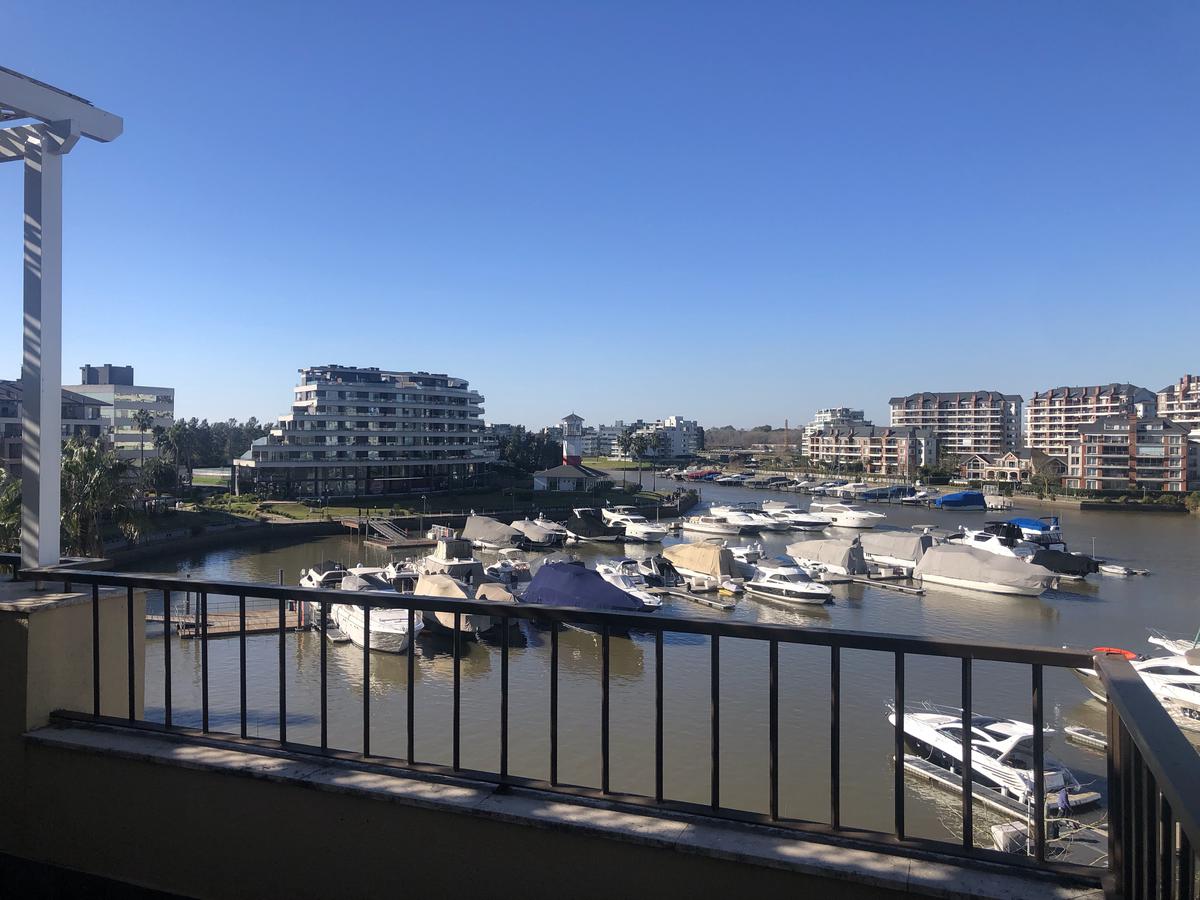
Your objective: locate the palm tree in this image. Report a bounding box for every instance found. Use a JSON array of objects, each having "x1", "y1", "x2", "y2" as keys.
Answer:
[
  {"x1": 630, "y1": 434, "x2": 651, "y2": 490},
  {"x1": 132, "y1": 408, "x2": 155, "y2": 469},
  {"x1": 0, "y1": 467, "x2": 21, "y2": 552},
  {"x1": 60, "y1": 437, "x2": 139, "y2": 557}
]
